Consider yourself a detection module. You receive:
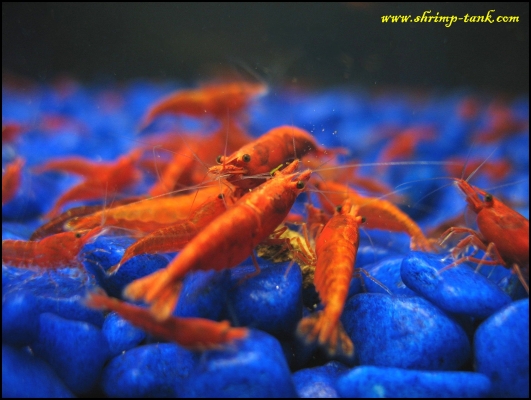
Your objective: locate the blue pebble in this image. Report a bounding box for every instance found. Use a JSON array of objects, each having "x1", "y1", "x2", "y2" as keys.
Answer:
[
  {"x1": 182, "y1": 329, "x2": 297, "y2": 398},
  {"x1": 401, "y1": 252, "x2": 512, "y2": 319},
  {"x1": 1, "y1": 220, "x2": 42, "y2": 240},
  {"x1": 336, "y1": 366, "x2": 491, "y2": 398},
  {"x1": 279, "y1": 336, "x2": 317, "y2": 370},
  {"x1": 357, "y1": 256, "x2": 417, "y2": 296},
  {"x1": 356, "y1": 244, "x2": 402, "y2": 269},
  {"x1": 359, "y1": 230, "x2": 411, "y2": 256},
  {"x1": 174, "y1": 269, "x2": 231, "y2": 320},
  {"x1": 102, "y1": 311, "x2": 146, "y2": 357},
  {"x1": 2, "y1": 266, "x2": 105, "y2": 327},
  {"x1": 32, "y1": 312, "x2": 110, "y2": 395},
  {"x1": 292, "y1": 361, "x2": 348, "y2": 398},
  {"x1": 228, "y1": 262, "x2": 303, "y2": 338},
  {"x1": 1, "y1": 184, "x2": 43, "y2": 221},
  {"x1": 1, "y1": 161, "x2": 59, "y2": 220},
  {"x1": 2, "y1": 344, "x2": 74, "y2": 398},
  {"x1": 2, "y1": 290, "x2": 41, "y2": 346},
  {"x1": 474, "y1": 299, "x2": 529, "y2": 398},
  {"x1": 101, "y1": 343, "x2": 198, "y2": 398},
  {"x1": 82, "y1": 235, "x2": 170, "y2": 298},
  {"x1": 341, "y1": 293, "x2": 470, "y2": 370}
]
